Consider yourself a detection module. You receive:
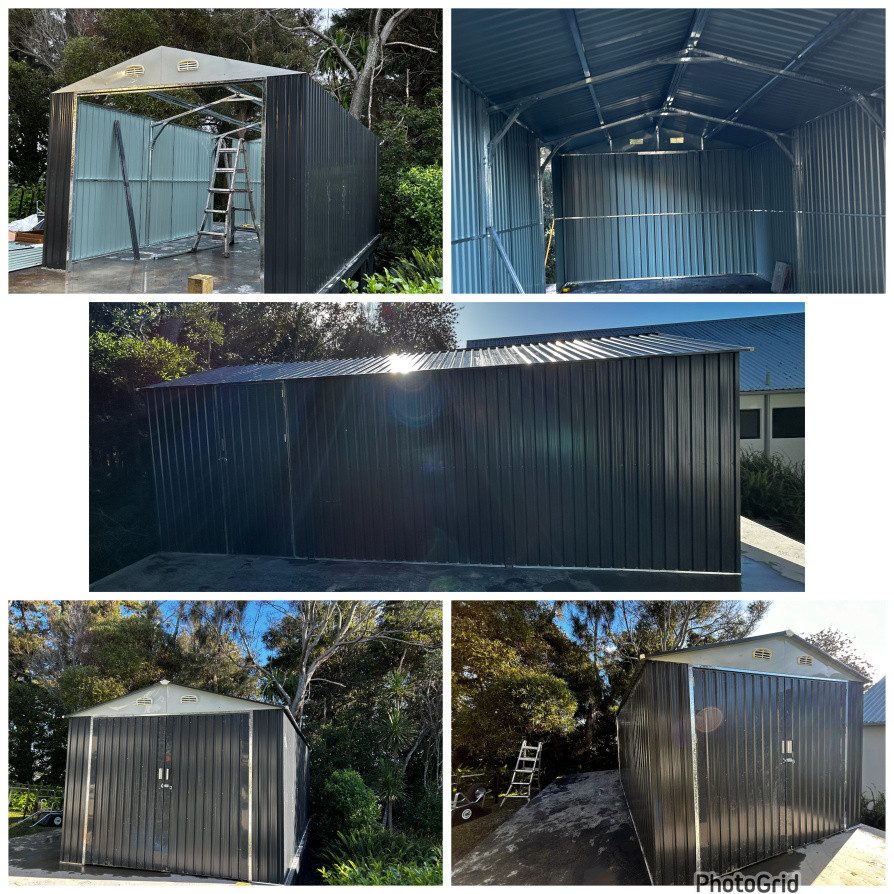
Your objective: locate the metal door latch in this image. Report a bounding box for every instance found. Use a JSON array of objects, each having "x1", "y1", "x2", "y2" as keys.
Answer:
[{"x1": 782, "y1": 757, "x2": 796, "y2": 763}]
